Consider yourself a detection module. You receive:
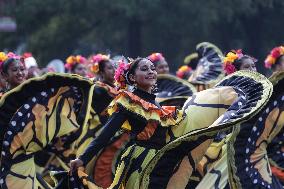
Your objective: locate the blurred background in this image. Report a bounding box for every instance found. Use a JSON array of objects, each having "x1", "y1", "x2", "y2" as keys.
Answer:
[{"x1": 0, "y1": 0, "x2": 283, "y2": 74}]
